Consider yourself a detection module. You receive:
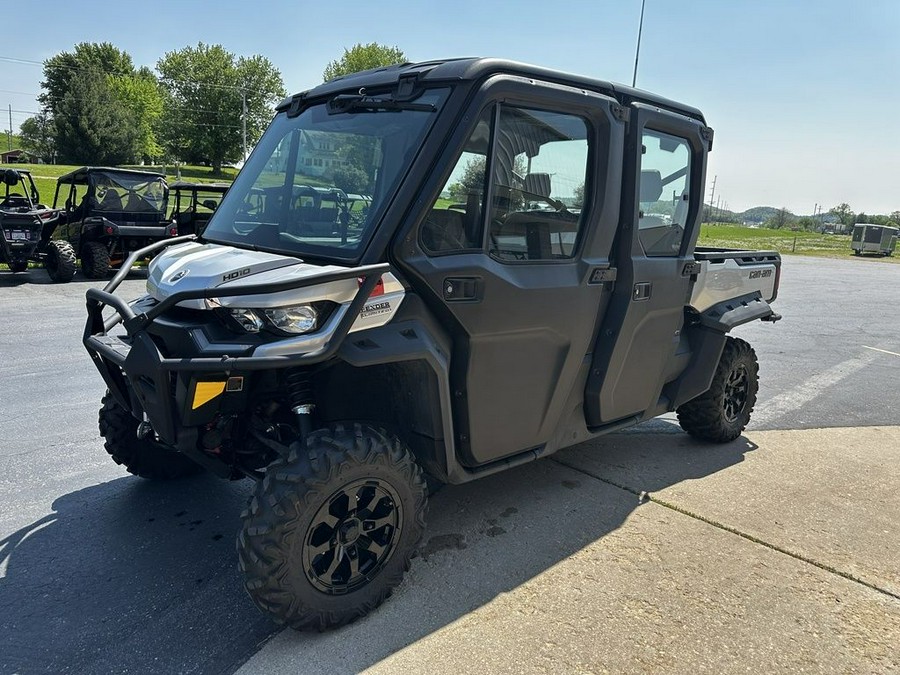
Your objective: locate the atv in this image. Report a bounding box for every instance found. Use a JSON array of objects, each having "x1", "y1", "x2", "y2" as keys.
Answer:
[
  {"x1": 0, "y1": 168, "x2": 76, "y2": 282},
  {"x1": 82, "y1": 58, "x2": 782, "y2": 631},
  {"x1": 52, "y1": 167, "x2": 179, "y2": 278}
]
